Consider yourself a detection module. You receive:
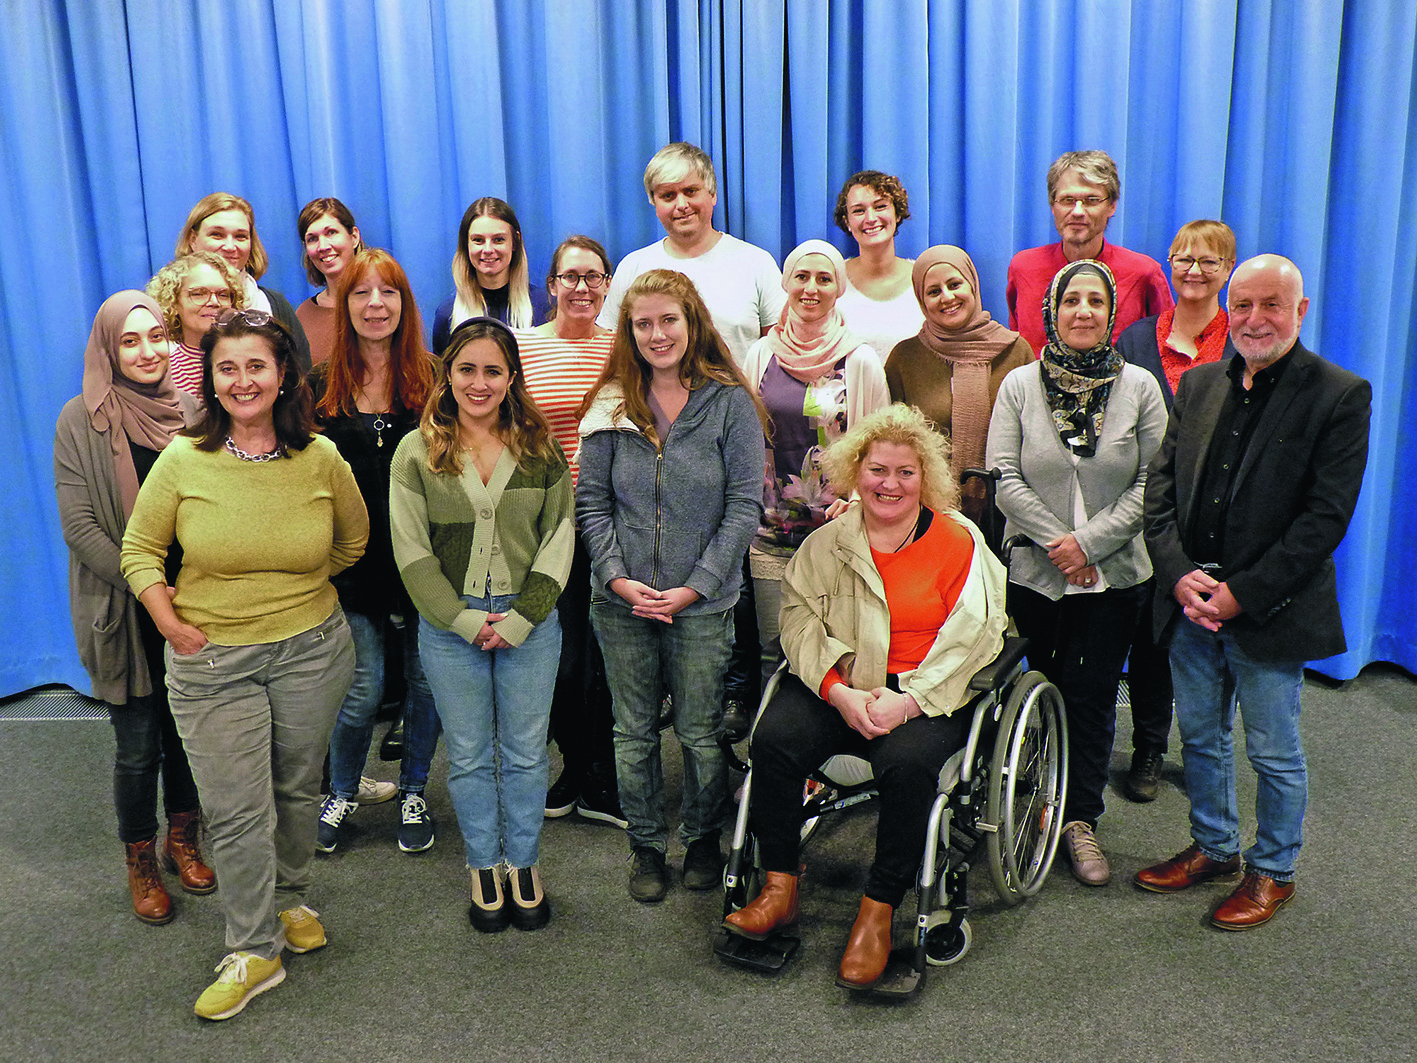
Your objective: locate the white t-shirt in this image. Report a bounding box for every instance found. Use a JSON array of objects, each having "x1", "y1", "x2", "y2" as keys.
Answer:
[
  {"x1": 598, "y1": 232, "x2": 786, "y2": 367},
  {"x1": 836, "y1": 270, "x2": 924, "y2": 363}
]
